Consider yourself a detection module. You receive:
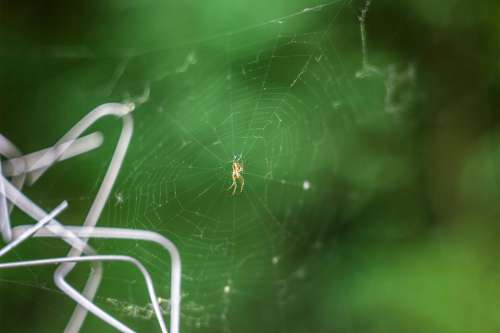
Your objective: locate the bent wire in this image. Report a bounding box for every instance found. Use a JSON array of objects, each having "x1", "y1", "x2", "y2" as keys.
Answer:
[
  {"x1": 4, "y1": 103, "x2": 134, "y2": 332},
  {"x1": 12, "y1": 225, "x2": 182, "y2": 333},
  {"x1": 0, "y1": 102, "x2": 181, "y2": 332},
  {"x1": 0, "y1": 201, "x2": 68, "y2": 257},
  {"x1": 0, "y1": 254, "x2": 168, "y2": 333},
  {"x1": 0, "y1": 134, "x2": 26, "y2": 242},
  {"x1": 0, "y1": 175, "x2": 152, "y2": 333},
  {"x1": 2, "y1": 123, "x2": 112, "y2": 332},
  {"x1": 0, "y1": 131, "x2": 105, "y2": 307},
  {"x1": 1, "y1": 132, "x2": 103, "y2": 178},
  {"x1": 0, "y1": 206, "x2": 168, "y2": 333},
  {"x1": 29, "y1": 103, "x2": 134, "y2": 183},
  {"x1": 0, "y1": 132, "x2": 103, "y2": 241},
  {"x1": 0, "y1": 157, "x2": 155, "y2": 333},
  {"x1": 0, "y1": 135, "x2": 26, "y2": 196},
  {"x1": 33, "y1": 103, "x2": 135, "y2": 332},
  {"x1": 1, "y1": 103, "x2": 137, "y2": 332},
  {"x1": 0, "y1": 173, "x2": 104, "y2": 312},
  {"x1": 0, "y1": 160, "x2": 10, "y2": 242}
]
